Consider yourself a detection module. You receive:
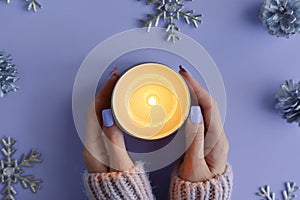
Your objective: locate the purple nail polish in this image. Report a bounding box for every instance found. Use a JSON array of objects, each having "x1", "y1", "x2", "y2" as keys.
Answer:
[
  {"x1": 107, "y1": 67, "x2": 117, "y2": 79},
  {"x1": 102, "y1": 109, "x2": 115, "y2": 127},
  {"x1": 179, "y1": 65, "x2": 186, "y2": 72},
  {"x1": 179, "y1": 65, "x2": 193, "y2": 75},
  {"x1": 190, "y1": 106, "x2": 202, "y2": 124}
]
